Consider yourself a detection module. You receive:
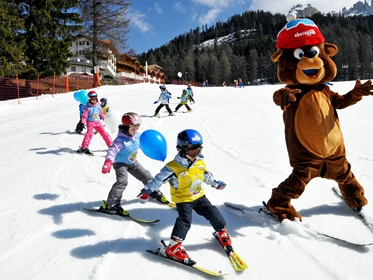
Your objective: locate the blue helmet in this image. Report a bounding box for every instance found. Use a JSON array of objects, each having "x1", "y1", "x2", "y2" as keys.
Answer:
[{"x1": 177, "y1": 129, "x2": 203, "y2": 150}]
